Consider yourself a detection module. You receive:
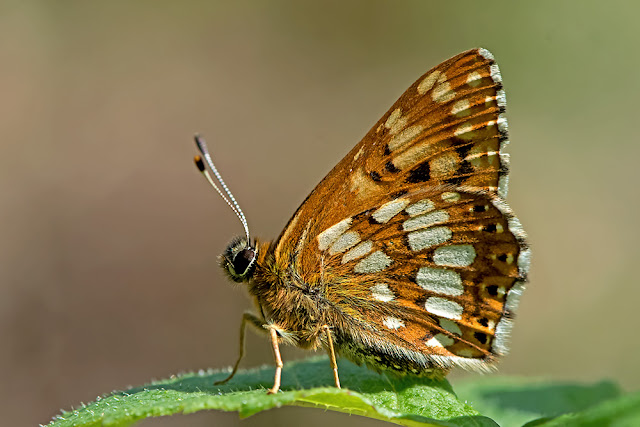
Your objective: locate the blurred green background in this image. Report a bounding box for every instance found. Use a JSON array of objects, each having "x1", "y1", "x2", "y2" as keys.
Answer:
[{"x1": 2, "y1": 1, "x2": 638, "y2": 426}]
